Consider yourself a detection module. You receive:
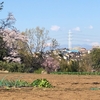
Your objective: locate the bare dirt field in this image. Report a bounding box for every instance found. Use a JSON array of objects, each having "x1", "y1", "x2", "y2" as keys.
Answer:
[{"x1": 0, "y1": 73, "x2": 100, "y2": 100}]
